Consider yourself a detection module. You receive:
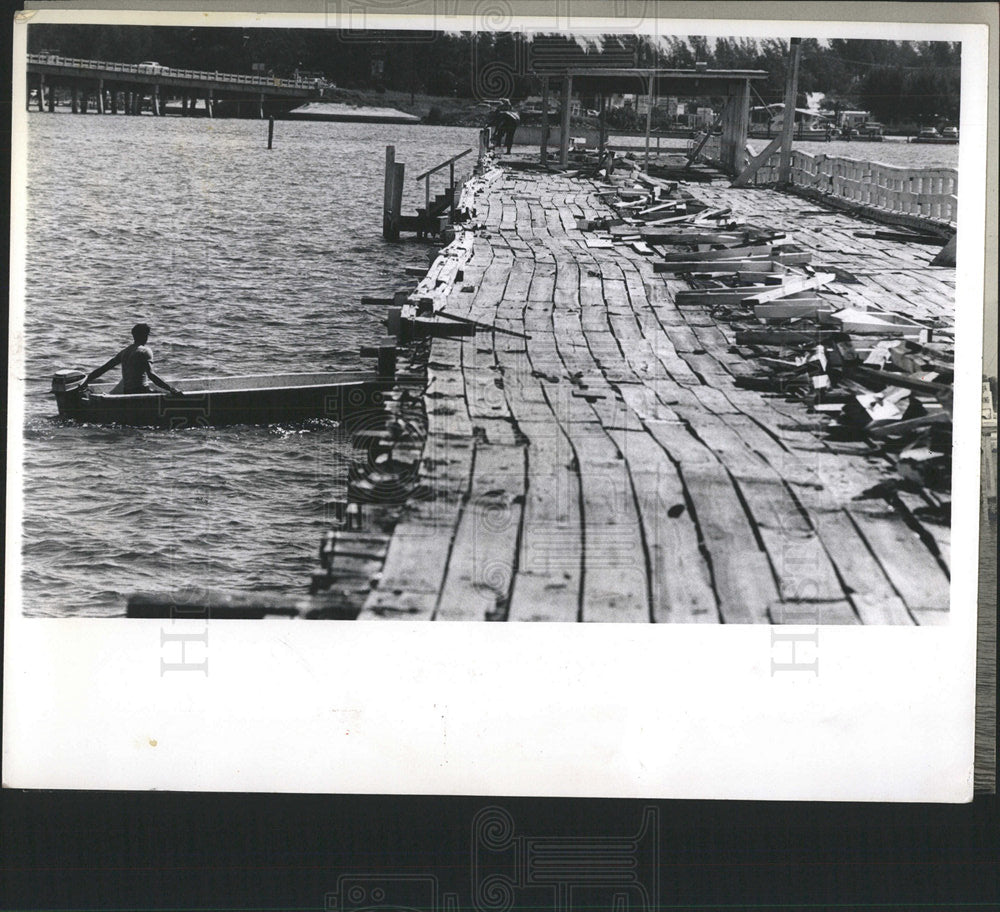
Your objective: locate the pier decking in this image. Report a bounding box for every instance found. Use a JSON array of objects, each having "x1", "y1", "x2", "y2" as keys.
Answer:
[{"x1": 362, "y1": 158, "x2": 954, "y2": 624}]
